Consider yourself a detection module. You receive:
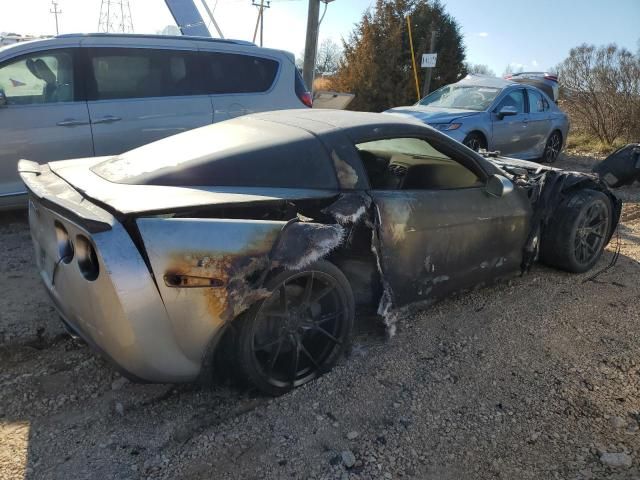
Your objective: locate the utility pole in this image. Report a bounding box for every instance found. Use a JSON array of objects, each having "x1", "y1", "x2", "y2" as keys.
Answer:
[
  {"x1": 252, "y1": 1, "x2": 270, "y2": 47},
  {"x1": 50, "y1": 1, "x2": 62, "y2": 35},
  {"x1": 422, "y1": 30, "x2": 437, "y2": 96},
  {"x1": 302, "y1": 0, "x2": 320, "y2": 90}
]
